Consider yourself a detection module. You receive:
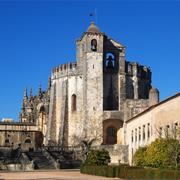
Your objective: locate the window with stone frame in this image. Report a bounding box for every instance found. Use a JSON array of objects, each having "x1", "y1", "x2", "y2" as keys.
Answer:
[
  {"x1": 174, "y1": 123, "x2": 178, "y2": 138},
  {"x1": 91, "y1": 39, "x2": 97, "y2": 52},
  {"x1": 147, "y1": 123, "x2": 150, "y2": 138},
  {"x1": 105, "y1": 52, "x2": 115, "y2": 69},
  {"x1": 135, "y1": 128, "x2": 137, "y2": 142},
  {"x1": 159, "y1": 127, "x2": 162, "y2": 137},
  {"x1": 71, "y1": 94, "x2": 77, "y2": 111},
  {"x1": 165, "y1": 125, "x2": 170, "y2": 138},
  {"x1": 139, "y1": 127, "x2": 141, "y2": 141},
  {"x1": 131, "y1": 130, "x2": 134, "y2": 143},
  {"x1": 143, "y1": 125, "x2": 145, "y2": 140}
]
